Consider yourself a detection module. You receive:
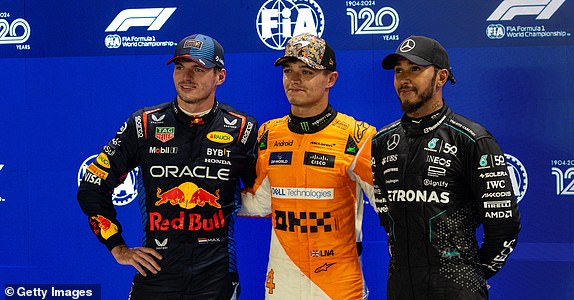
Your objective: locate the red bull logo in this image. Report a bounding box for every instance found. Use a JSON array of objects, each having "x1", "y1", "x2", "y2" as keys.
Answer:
[
  {"x1": 149, "y1": 211, "x2": 225, "y2": 232},
  {"x1": 90, "y1": 215, "x2": 119, "y2": 240},
  {"x1": 155, "y1": 182, "x2": 221, "y2": 209}
]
